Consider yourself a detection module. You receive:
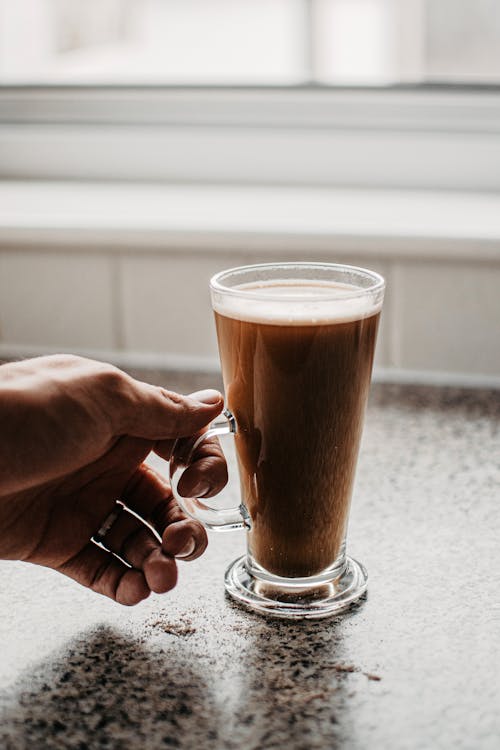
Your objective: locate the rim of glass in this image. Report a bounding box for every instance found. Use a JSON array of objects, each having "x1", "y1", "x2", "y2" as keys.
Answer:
[{"x1": 210, "y1": 262, "x2": 385, "y2": 301}]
